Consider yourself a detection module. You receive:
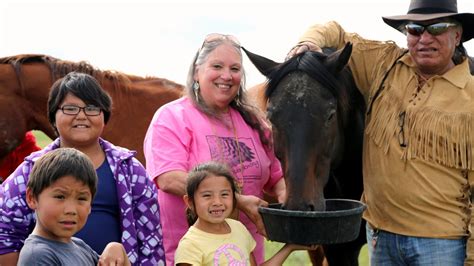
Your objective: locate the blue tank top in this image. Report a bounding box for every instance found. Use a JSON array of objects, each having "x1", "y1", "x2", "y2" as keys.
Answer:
[{"x1": 75, "y1": 159, "x2": 121, "y2": 253}]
